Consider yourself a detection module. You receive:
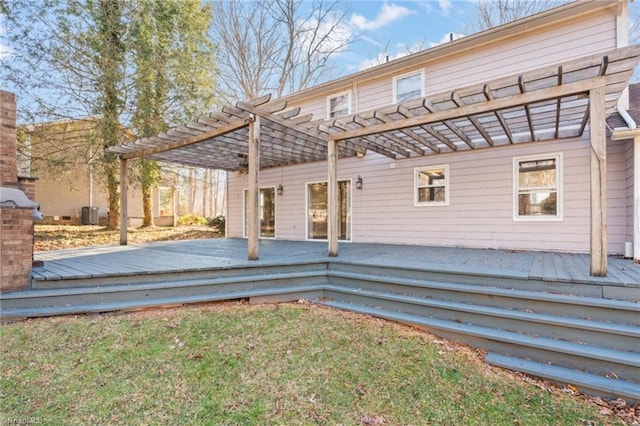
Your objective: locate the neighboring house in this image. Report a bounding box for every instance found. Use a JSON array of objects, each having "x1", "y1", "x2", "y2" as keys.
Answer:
[
  {"x1": 110, "y1": 0, "x2": 640, "y2": 275},
  {"x1": 19, "y1": 118, "x2": 152, "y2": 226}
]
